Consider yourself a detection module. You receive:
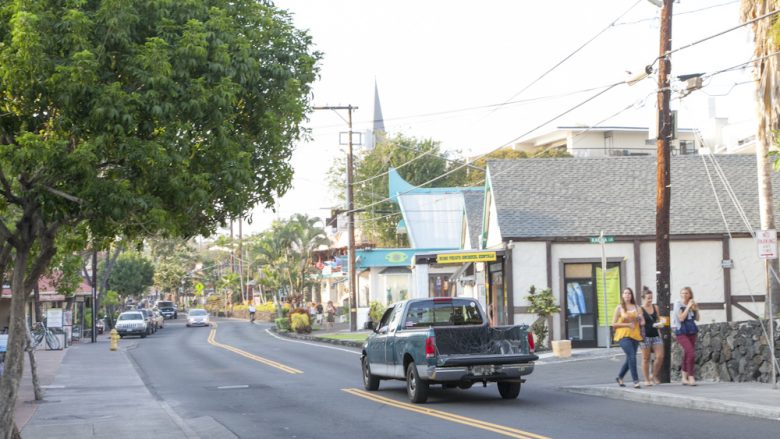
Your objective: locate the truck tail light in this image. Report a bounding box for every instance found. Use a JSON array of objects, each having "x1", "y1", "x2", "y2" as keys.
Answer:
[
  {"x1": 527, "y1": 332, "x2": 535, "y2": 353},
  {"x1": 425, "y1": 336, "x2": 436, "y2": 358}
]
